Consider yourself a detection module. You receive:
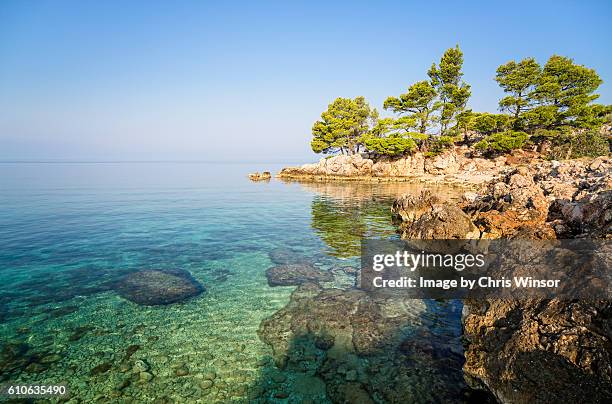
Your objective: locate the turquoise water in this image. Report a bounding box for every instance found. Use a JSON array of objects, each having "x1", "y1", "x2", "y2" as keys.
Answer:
[{"x1": 0, "y1": 162, "x2": 472, "y2": 403}]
